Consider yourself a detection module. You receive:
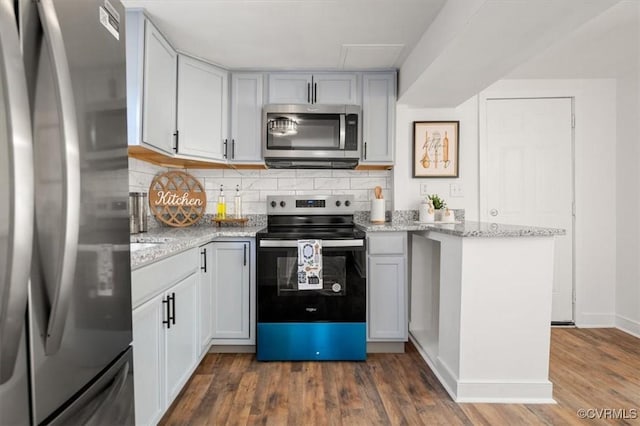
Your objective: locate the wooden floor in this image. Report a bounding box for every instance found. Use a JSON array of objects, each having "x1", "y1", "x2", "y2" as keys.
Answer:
[{"x1": 160, "y1": 328, "x2": 640, "y2": 425}]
